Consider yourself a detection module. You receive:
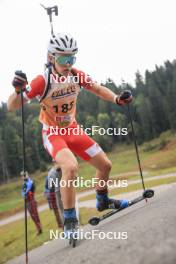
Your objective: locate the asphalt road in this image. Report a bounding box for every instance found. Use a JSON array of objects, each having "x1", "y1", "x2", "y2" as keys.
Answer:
[{"x1": 6, "y1": 184, "x2": 176, "y2": 264}]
